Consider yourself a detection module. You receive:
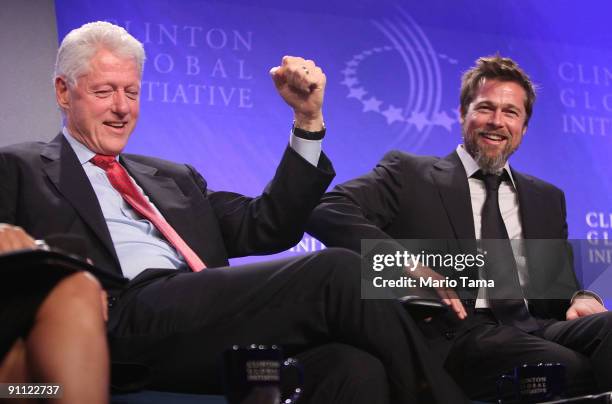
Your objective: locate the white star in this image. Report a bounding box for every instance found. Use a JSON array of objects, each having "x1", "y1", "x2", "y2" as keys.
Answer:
[
  {"x1": 362, "y1": 97, "x2": 382, "y2": 112},
  {"x1": 341, "y1": 67, "x2": 356, "y2": 75},
  {"x1": 382, "y1": 105, "x2": 405, "y2": 124},
  {"x1": 432, "y1": 111, "x2": 455, "y2": 131},
  {"x1": 346, "y1": 60, "x2": 359, "y2": 67},
  {"x1": 347, "y1": 87, "x2": 367, "y2": 100},
  {"x1": 407, "y1": 111, "x2": 429, "y2": 131},
  {"x1": 340, "y1": 77, "x2": 359, "y2": 87}
]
